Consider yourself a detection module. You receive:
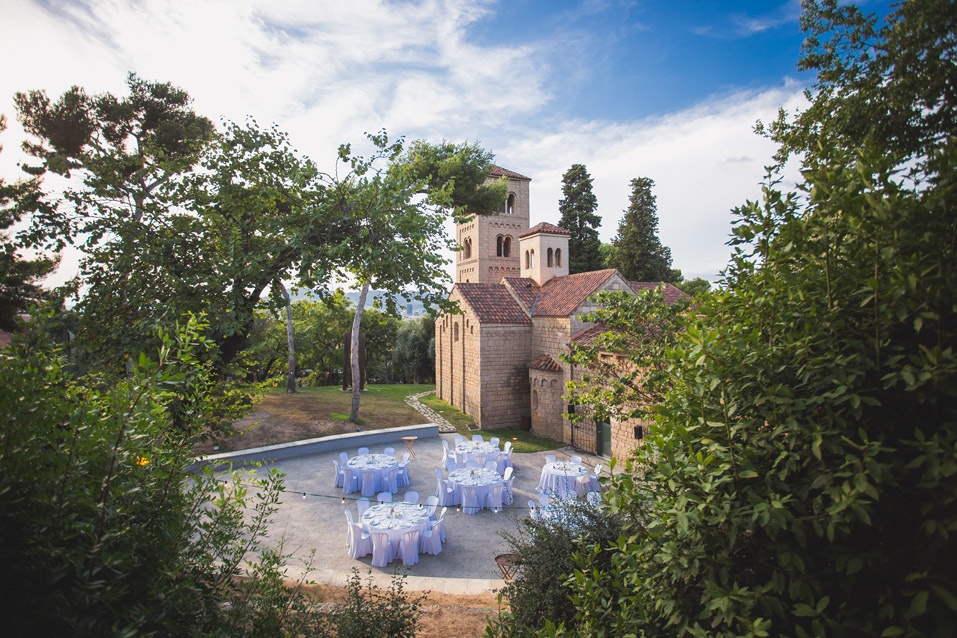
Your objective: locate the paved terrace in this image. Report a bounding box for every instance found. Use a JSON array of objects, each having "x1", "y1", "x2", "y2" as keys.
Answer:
[{"x1": 196, "y1": 423, "x2": 603, "y2": 595}]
